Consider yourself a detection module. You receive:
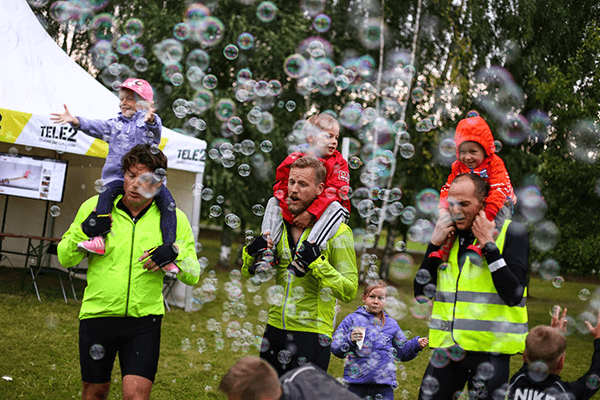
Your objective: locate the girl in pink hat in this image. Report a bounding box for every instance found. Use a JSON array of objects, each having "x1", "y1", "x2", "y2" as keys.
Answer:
[{"x1": 51, "y1": 78, "x2": 179, "y2": 272}]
